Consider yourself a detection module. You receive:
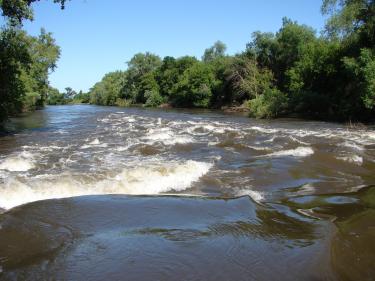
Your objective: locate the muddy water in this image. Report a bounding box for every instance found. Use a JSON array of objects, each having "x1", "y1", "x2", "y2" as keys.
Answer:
[{"x1": 0, "y1": 105, "x2": 374, "y2": 280}]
